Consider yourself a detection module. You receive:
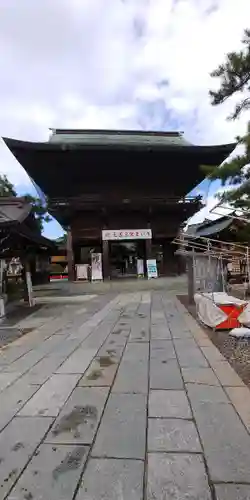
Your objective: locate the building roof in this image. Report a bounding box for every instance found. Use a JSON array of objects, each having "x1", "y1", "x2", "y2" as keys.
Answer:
[
  {"x1": 0, "y1": 197, "x2": 31, "y2": 226},
  {"x1": 2, "y1": 131, "x2": 236, "y2": 200},
  {"x1": 0, "y1": 197, "x2": 54, "y2": 255},
  {"x1": 186, "y1": 216, "x2": 232, "y2": 237},
  {"x1": 48, "y1": 129, "x2": 193, "y2": 147}
]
